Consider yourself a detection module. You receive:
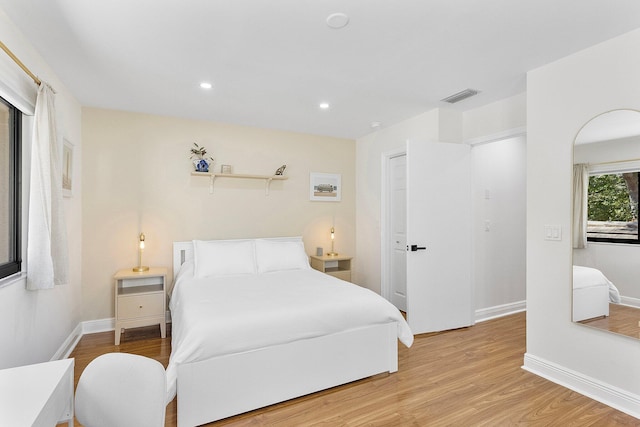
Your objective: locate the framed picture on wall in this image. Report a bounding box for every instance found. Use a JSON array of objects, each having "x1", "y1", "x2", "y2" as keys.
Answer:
[
  {"x1": 310, "y1": 172, "x2": 341, "y2": 201},
  {"x1": 62, "y1": 139, "x2": 73, "y2": 197}
]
